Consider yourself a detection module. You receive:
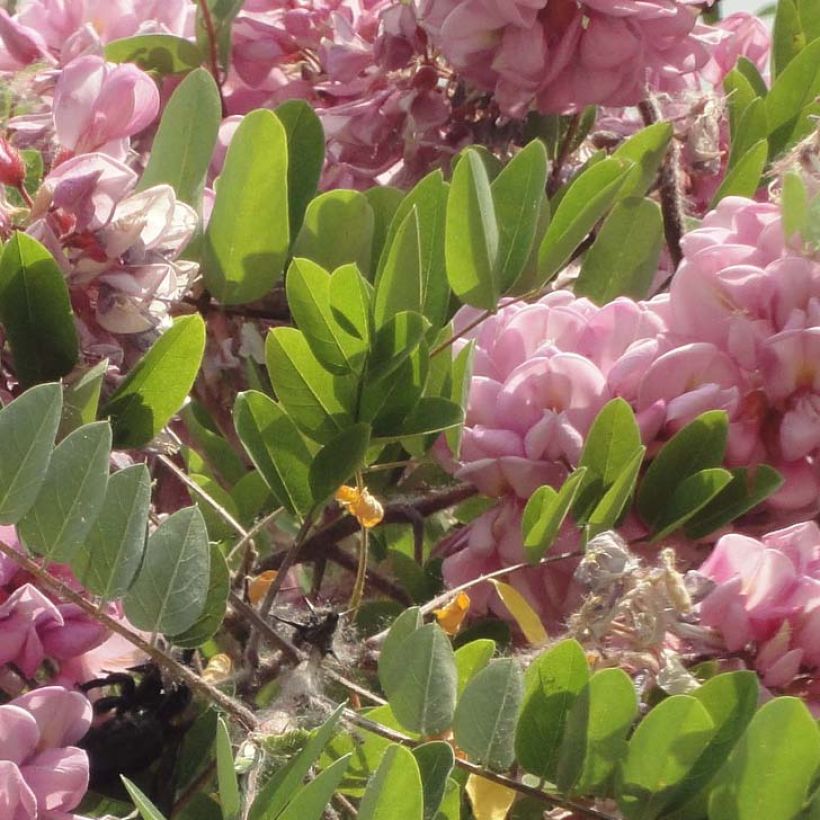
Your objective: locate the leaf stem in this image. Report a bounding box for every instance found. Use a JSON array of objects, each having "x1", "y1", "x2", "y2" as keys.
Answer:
[{"x1": 196, "y1": 0, "x2": 225, "y2": 115}]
